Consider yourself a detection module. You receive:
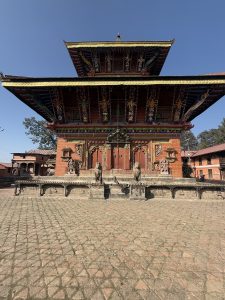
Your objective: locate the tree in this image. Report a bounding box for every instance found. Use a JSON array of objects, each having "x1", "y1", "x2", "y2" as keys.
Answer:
[
  {"x1": 23, "y1": 117, "x2": 56, "y2": 149},
  {"x1": 216, "y1": 118, "x2": 225, "y2": 144},
  {"x1": 180, "y1": 130, "x2": 198, "y2": 150},
  {"x1": 196, "y1": 118, "x2": 225, "y2": 149},
  {"x1": 197, "y1": 129, "x2": 219, "y2": 149}
]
